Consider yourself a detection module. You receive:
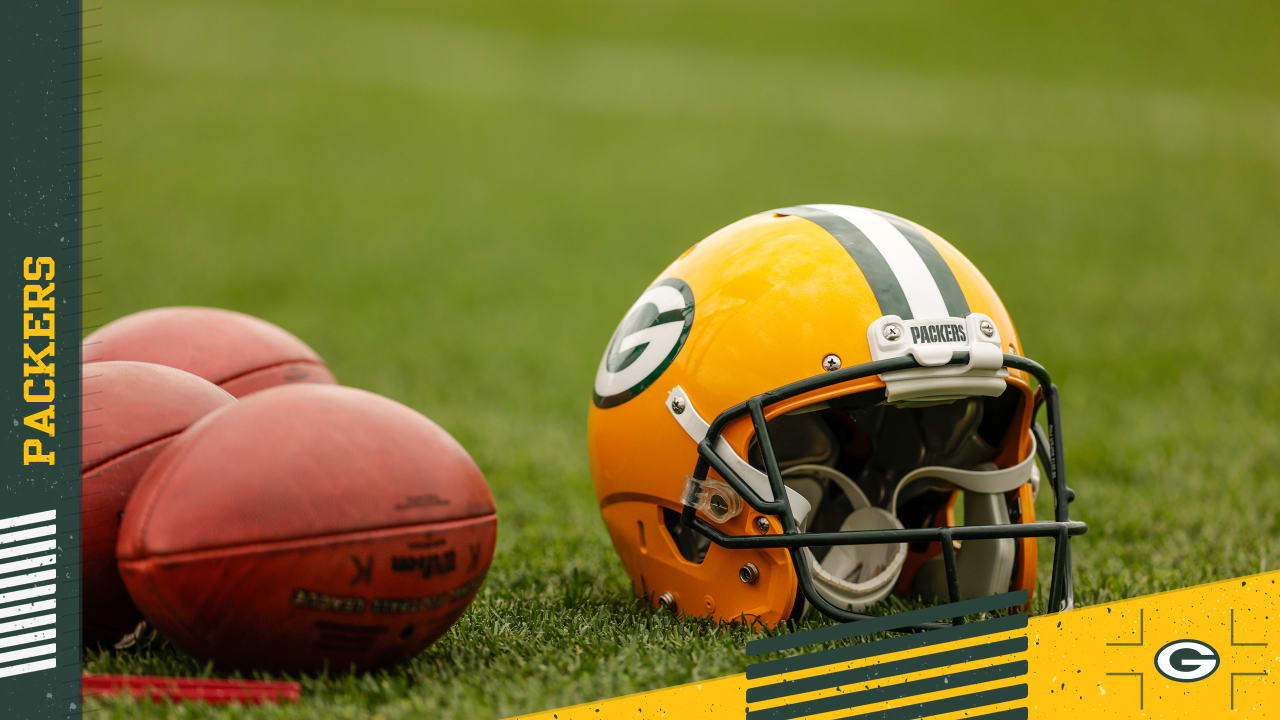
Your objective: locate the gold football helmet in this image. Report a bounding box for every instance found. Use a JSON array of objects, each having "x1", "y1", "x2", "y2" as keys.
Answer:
[{"x1": 588, "y1": 205, "x2": 1085, "y2": 628}]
